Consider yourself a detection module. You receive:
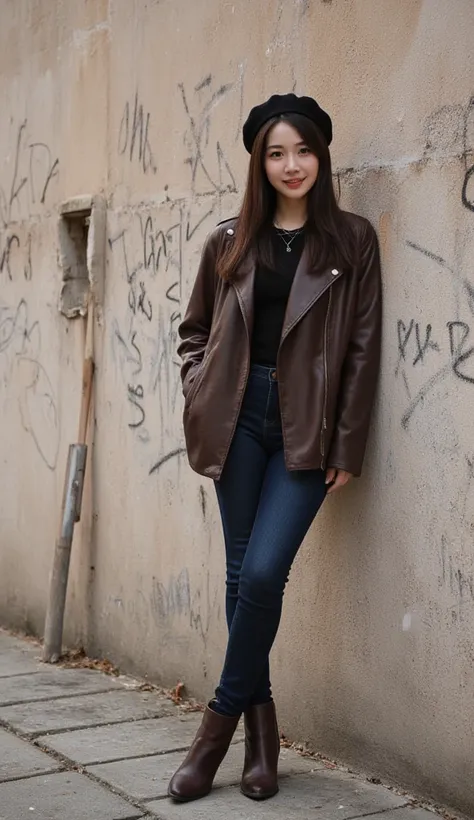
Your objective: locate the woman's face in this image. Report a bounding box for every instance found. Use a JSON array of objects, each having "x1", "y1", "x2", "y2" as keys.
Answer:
[{"x1": 264, "y1": 120, "x2": 319, "y2": 200}]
